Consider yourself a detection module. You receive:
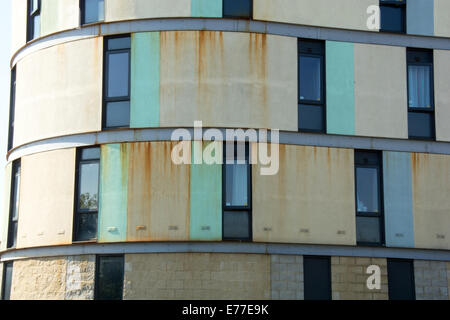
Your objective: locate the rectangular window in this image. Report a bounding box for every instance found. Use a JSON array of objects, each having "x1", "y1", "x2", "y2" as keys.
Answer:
[
  {"x1": 387, "y1": 259, "x2": 416, "y2": 300},
  {"x1": 7, "y1": 160, "x2": 21, "y2": 249},
  {"x1": 407, "y1": 49, "x2": 435, "y2": 140},
  {"x1": 304, "y1": 256, "x2": 331, "y2": 300},
  {"x1": 223, "y1": 142, "x2": 252, "y2": 241},
  {"x1": 1, "y1": 262, "x2": 13, "y2": 301},
  {"x1": 73, "y1": 147, "x2": 100, "y2": 242},
  {"x1": 380, "y1": 0, "x2": 406, "y2": 33},
  {"x1": 355, "y1": 151, "x2": 385, "y2": 246},
  {"x1": 95, "y1": 255, "x2": 124, "y2": 300},
  {"x1": 298, "y1": 40, "x2": 326, "y2": 133},
  {"x1": 103, "y1": 36, "x2": 131, "y2": 129},
  {"x1": 27, "y1": 0, "x2": 41, "y2": 41},
  {"x1": 223, "y1": 0, "x2": 252, "y2": 19},
  {"x1": 8, "y1": 67, "x2": 16, "y2": 152},
  {"x1": 81, "y1": 0, "x2": 105, "y2": 25}
]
